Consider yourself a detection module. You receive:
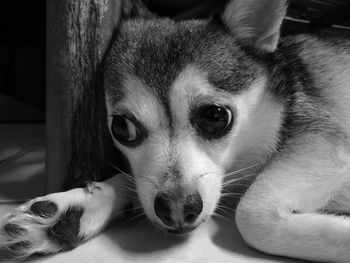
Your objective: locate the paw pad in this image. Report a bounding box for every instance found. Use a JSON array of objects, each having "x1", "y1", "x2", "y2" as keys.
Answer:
[
  {"x1": 4, "y1": 223, "x2": 27, "y2": 238},
  {"x1": 30, "y1": 200, "x2": 58, "y2": 218},
  {"x1": 0, "y1": 241, "x2": 32, "y2": 261},
  {"x1": 8, "y1": 240, "x2": 32, "y2": 252}
]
